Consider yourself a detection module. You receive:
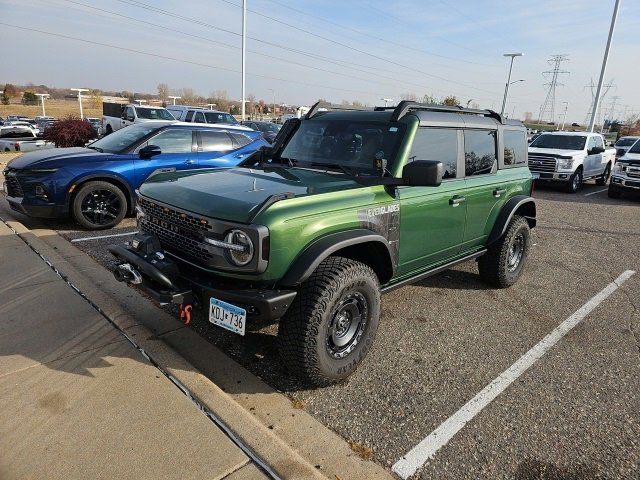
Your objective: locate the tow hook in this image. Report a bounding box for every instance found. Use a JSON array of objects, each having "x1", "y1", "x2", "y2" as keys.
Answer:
[
  {"x1": 180, "y1": 304, "x2": 193, "y2": 325},
  {"x1": 113, "y1": 263, "x2": 143, "y2": 285}
]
